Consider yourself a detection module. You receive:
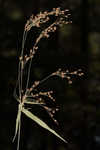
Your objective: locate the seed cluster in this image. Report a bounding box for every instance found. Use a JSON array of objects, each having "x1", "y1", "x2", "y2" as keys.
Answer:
[
  {"x1": 21, "y1": 68, "x2": 83, "y2": 124},
  {"x1": 19, "y1": 8, "x2": 72, "y2": 67},
  {"x1": 25, "y1": 7, "x2": 71, "y2": 31},
  {"x1": 52, "y1": 68, "x2": 84, "y2": 84}
]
